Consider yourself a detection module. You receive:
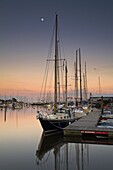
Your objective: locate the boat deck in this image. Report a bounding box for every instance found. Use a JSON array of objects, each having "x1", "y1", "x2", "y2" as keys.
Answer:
[{"x1": 64, "y1": 108, "x2": 113, "y2": 138}]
